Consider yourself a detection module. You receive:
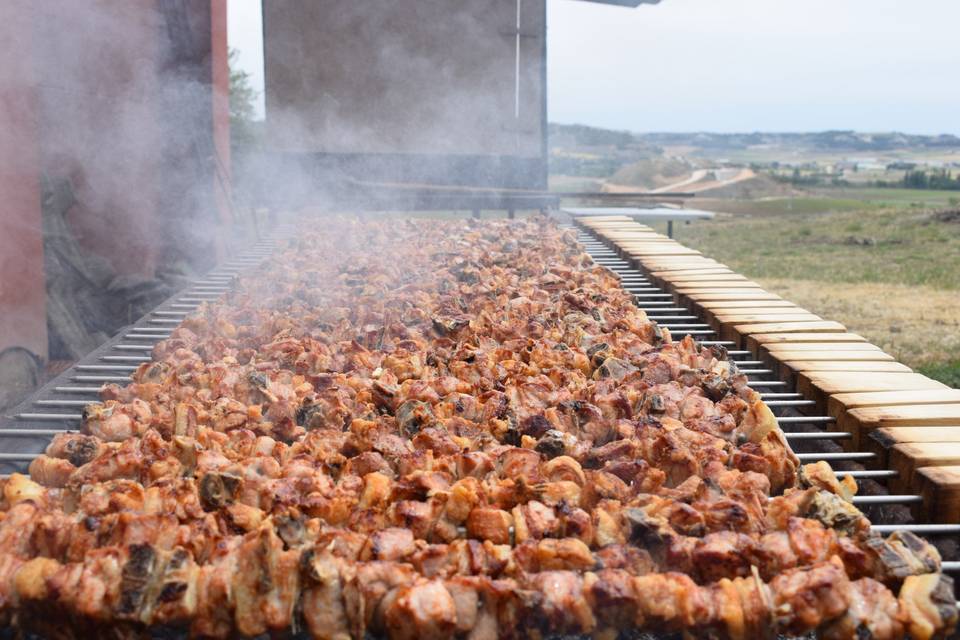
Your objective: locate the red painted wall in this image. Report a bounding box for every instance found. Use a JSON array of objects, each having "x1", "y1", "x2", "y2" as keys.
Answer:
[
  {"x1": 0, "y1": 1, "x2": 47, "y2": 358},
  {"x1": 0, "y1": 0, "x2": 231, "y2": 360}
]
